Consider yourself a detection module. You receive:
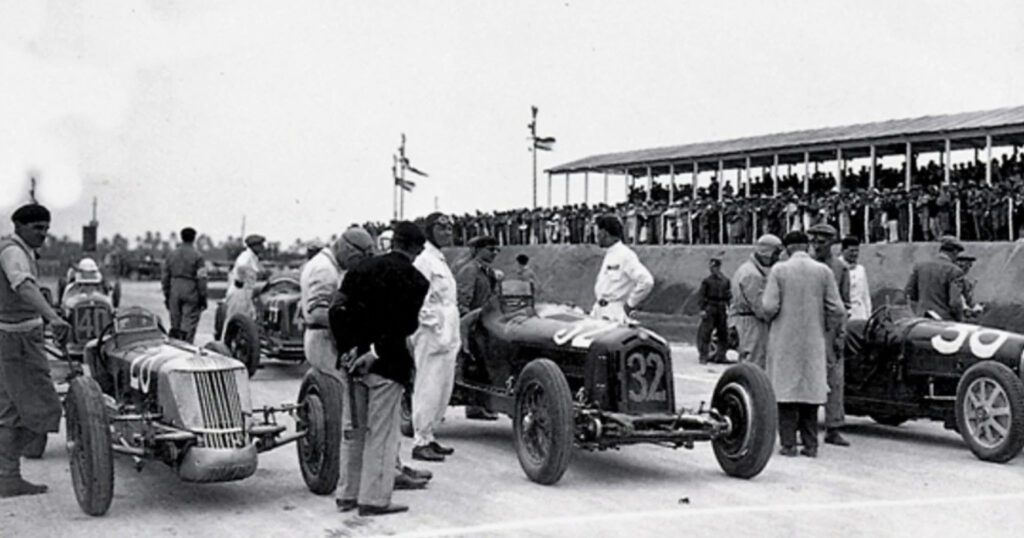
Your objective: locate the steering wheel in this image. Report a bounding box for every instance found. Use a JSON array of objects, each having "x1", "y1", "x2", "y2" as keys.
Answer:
[{"x1": 864, "y1": 305, "x2": 893, "y2": 343}]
